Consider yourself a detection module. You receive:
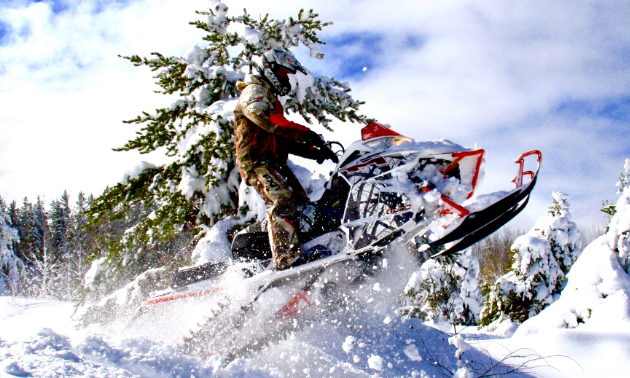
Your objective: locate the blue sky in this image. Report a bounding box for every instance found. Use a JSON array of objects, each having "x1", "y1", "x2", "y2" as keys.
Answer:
[
  {"x1": 11, "y1": 0, "x2": 132, "y2": 14},
  {"x1": 322, "y1": 32, "x2": 384, "y2": 79},
  {"x1": 1, "y1": 0, "x2": 630, "y2": 230}
]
